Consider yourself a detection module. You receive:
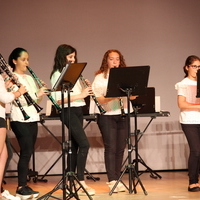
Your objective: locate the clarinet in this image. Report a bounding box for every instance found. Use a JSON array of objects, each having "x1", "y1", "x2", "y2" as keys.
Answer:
[
  {"x1": 0, "y1": 54, "x2": 43, "y2": 113},
  {"x1": 80, "y1": 75, "x2": 106, "y2": 115},
  {"x1": 26, "y1": 66, "x2": 62, "y2": 113},
  {"x1": 0, "y1": 68, "x2": 30, "y2": 120},
  {"x1": 119, "y1": 98, "x2": 126, "y2": 118},
  {"x1": 15, "y1": 98, "x2": 30, "y2": 120}
]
